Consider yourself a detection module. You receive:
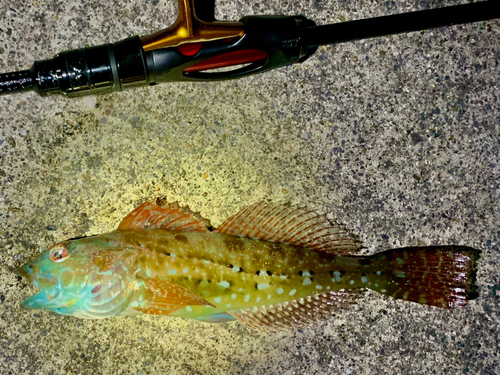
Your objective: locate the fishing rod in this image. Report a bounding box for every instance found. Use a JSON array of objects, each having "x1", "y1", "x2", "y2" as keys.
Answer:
[{"x1": 0, "y1": 0, "x2": 498, "y2": 98}]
